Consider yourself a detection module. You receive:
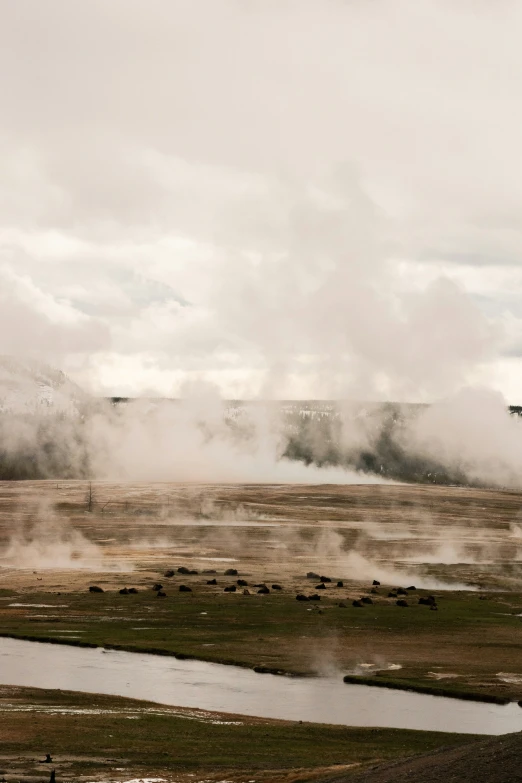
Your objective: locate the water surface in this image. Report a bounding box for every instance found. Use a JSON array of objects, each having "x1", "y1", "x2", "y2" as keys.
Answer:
[{"x1": 1, "y1": 638, "x2": 521, "y2": 735}]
